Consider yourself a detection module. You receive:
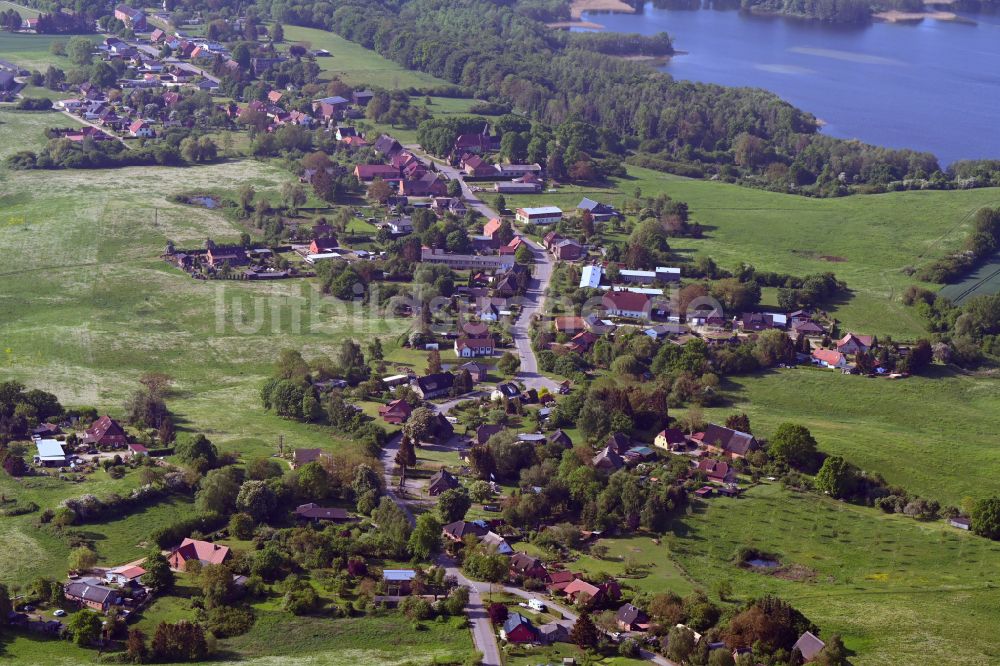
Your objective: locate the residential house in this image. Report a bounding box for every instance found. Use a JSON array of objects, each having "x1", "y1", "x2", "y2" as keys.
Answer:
[
  {"x1": 383, "y1": 569, "x2": 416, "y2": 595},
  {"x1": 606, "y1": 432, "x2": 632, "y2": 455},
  {"x1": 837, "y1": 332, "x2": 874, "y2": 355},
  {"x1": 562, "y1": 578, "x2": 621, "y2": 607},
  {"x1": 509, "y1": 552, "x2": 547, "y2": 580},
  {"x1": 455, "y1": 337, "x2": 495, "y2": 358},
  {"x1": 354, "y1": 164, "x2": 400, "y2": 182},
  {"x1": 555, "y1": 316, "x2": 586, "y2": 335},
  {"x1": 335, "y1": 127, "x2": 359, "y2": 142},
  {"x1": 32, "y1": 422, "x2": 61, "y2": 438},
  {"x1": 292, "y1": 447, "x2": 328, "y2": 469},
  {"x1": 482, "y1": 531, "x2": 514, "y2": 555},
  {"x1": 566, "y1": 330, "x2": 599, "y2": 354},
  {"x1": 83, "y1": 415, "x2": 128, "y2": 449},
  {"x1": 616, "y1": 603, "x2": 650, "y2": 632},
  {"x1": 149, "y1": 28, "x2": 165, "y2": 42},
  {"x1": 453, "y1": 127, "x2": 494, "y2": 155},
  {"x1": 697, "y1": 459, "x2": 734, "y2": 484},
  {"x1": 293, "y1": 503, "x2": 350, "y2": 523},
  {"x1": 128, "y1": 120, "x2": 155, "y2": 138},
  {"x1": 399, "y1": 172, "x2": 447, "y2": 197},
  {"x1": 653, "y1": 428, "x2": 688, "y2": 451},
  {"x1": 379, "y1": 398, "x2": 412, "y2": 424},
  {"x1": 501, "y1": 613, "x2": 537, "y2": 644},
  {"x1": 546, "y1": 570, "x2": 582, "y2": 594},
  {"x1": 412, "y1": 372, "x2": 455, "y2": 399},
  {"x1": 483, "y1": 218, "x2": 505, "y2": 244},
  {"x1": 694, "y1": 424, "x2": 759, "y2": 459},
  {"x1": 603, "y1": 290, "x2": 651, "y2": 320},
  {"x1": 442, "y1": 520, "x2": 489, "y2": 542},
  {"x1": 492, "y1": 382, "x2": 521, "y2": 401},
  {"x1": 537, "y1": 622, "x2": 569, "y2": 645},
  {"x1": 373, "y1": 134, "x2": 402, "y2": 157},
  {"x1": 548, "y1": 430, "x2": 572, "y2": 448},
  {"x1": 168, "y1": 538, "x2": 231, "y2": 570},
  {"x1": 126, "y1": 443, "x2": 149, "y2": 458},
  {"x1": 812, "y1": 348, "x2": 849, "y2": 370},
  {"x1": 475, "y1": 424, "x2": 504, "y2": 446},
  {"x1": 309, "y1": 236, "x2": 338, "y2": 254},
  {"x1": 792, "y1": 631, "x2": 826, "y2": 663},
  {"x1": 64, "y1": 581, "x2": 121, "y2": 612},
  {"x1": 427, "y1": 469, "x2": 460, "y2": 496},
  {"x1": 577, "y1": 197, "x2": 619, "y2": 222},
  {"x1": 515, "y1": 206, "x2": 562, "y2": 226},
  {"x1": 740, "y1": 313, "x2": 775, "y2": 332},
  {"x1": 462, "y1": 153, "x2": 496, "y2": 178},
  {"x1": 457, "y1": 361, "x2": 488, "y2": 383},
  {"x1": 792, "y1": 319, "x2": 825, "y2": 337},
  {"x1": 421, "y1": 247, "x2": 515, "y2": 271},
  {"x1": 114, "y1": 4, "x2": 146, "y2": 30},
  {"x1": 387, "y1": 218, "x2": 413, "y2": 235},
  {"x1": 592, "y1": 446, "x2": 624, "y2": 472}
]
